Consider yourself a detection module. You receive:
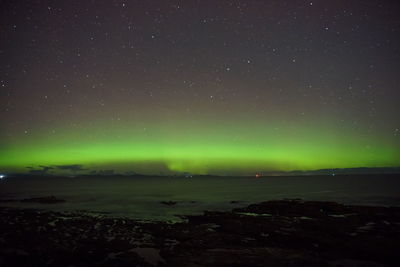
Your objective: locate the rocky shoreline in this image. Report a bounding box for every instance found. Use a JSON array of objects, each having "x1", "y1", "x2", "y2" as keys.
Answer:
[{"x1": 1, "y1": 199, "x2": 399, "y2": 266}]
